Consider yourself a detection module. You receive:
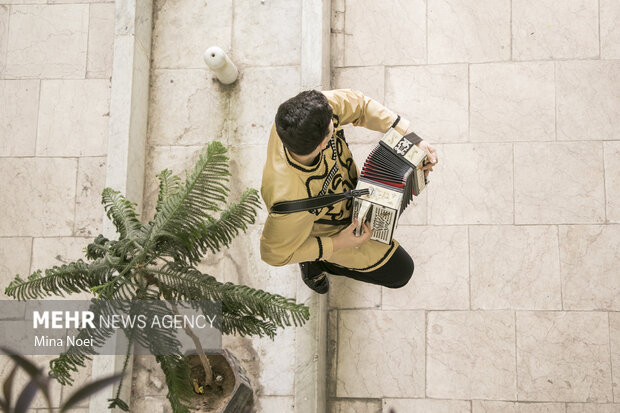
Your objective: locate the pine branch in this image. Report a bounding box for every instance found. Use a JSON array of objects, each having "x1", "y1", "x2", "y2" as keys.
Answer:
[
  {"x1": 155, "y1": 355, "x2": 195, "y2": 413},
  {"x1": 157, "y1": 188, "x2": 261, "y2": 263},
  {"x1": 102, "y1": 188, "x2": 144, "y2": 240},
  {"x1": 151, "y1": 263, "x2": 310, "y2": 333},
  {"x1": 155, "y1": 169, "x2": 182, "y2": 213},
  {"x1": 221, "y1": 311, "x2": 278, "y2": 338},
  {"x1": 144, "y1": 142, "x2": 231, "y2": 263},
  {"x1": 84, "y1": 235, "x2": 111, "y2": 260},
  {"x1": 4, "y1": 260, "x2": 113, "y2": 300},
  {"x1": 127, "y1": 300, "x2": 184, "y2": 356},
  {"x1": 50, "y1": 298, "x2": 125, "y2": 385}
]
